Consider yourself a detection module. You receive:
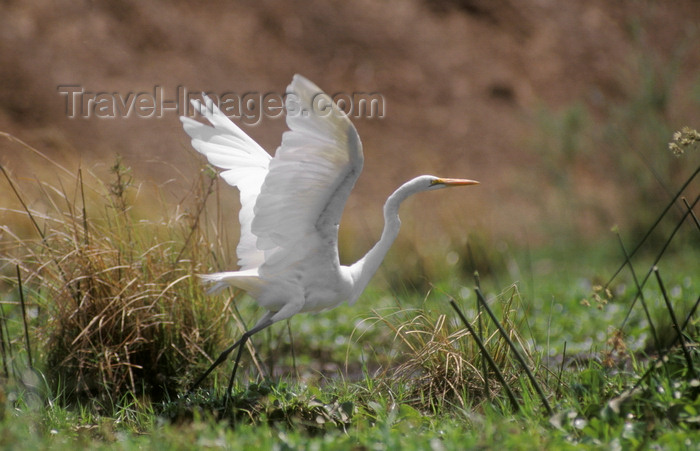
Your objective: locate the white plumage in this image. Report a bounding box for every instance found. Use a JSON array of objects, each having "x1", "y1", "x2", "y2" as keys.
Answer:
[{"x1": 180, "y1": 75, "x2": 478, "y2": 392}]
